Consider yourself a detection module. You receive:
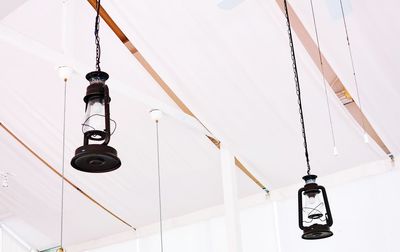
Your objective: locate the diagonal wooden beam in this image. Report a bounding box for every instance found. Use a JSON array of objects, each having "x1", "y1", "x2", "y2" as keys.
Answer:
[
  {"x1": 87, "y1": 0, "x2": 268, "y2": 191},
  {"x1": 275, "y1": 0, "x2": 392, "y2": 157},
  {"x1": 0, "y1": 122, "x2": 136, "y2": 231}
]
